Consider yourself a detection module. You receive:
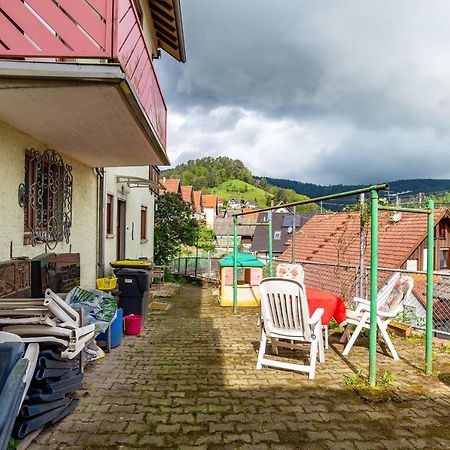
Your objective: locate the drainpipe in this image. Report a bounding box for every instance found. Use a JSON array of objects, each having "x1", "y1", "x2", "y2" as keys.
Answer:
[{"x1": 96, "y1": 168, "x2": 106, "y2": 278}]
